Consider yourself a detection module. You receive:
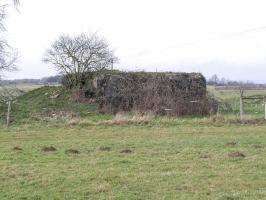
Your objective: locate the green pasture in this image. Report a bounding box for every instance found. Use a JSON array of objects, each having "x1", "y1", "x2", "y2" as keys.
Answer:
[{"x1": 0, "y1": 85, "x2": 266, "y2": 199}]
